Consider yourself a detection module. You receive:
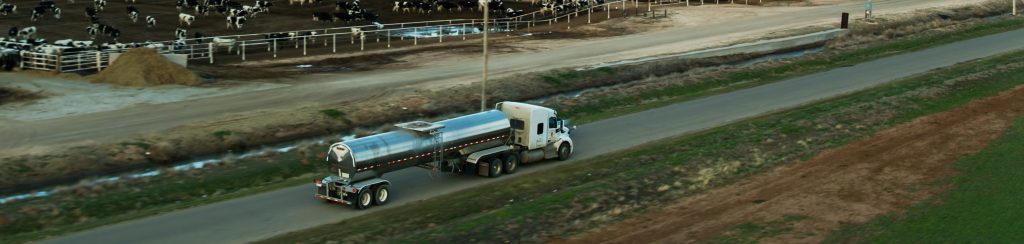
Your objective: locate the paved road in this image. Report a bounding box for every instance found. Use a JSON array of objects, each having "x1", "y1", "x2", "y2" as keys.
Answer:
[
  {"x1": 42, "y1": 13, "x2": 1024, "y2": 244},
  {"x1": 0, "y1": 0, "x2": 961, "y2": 152}
]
